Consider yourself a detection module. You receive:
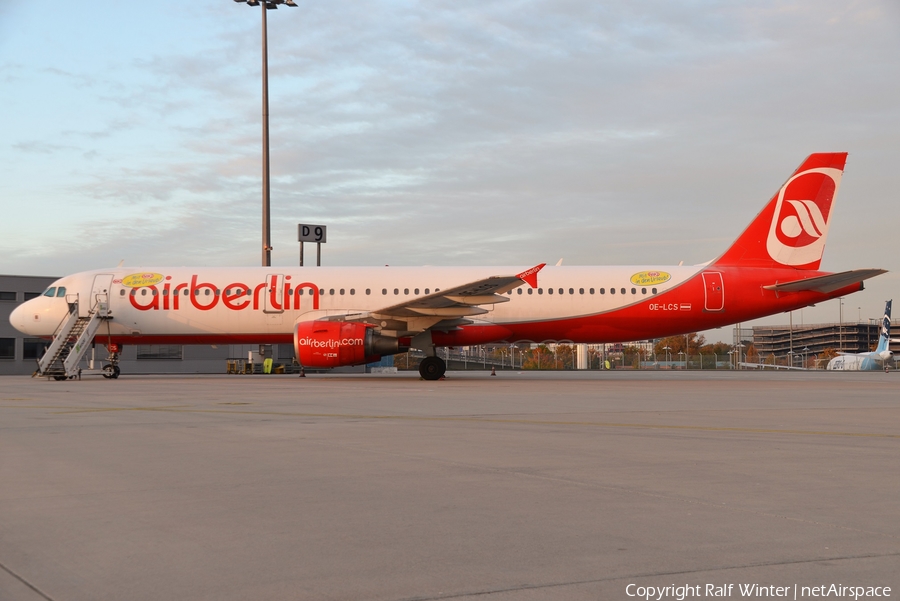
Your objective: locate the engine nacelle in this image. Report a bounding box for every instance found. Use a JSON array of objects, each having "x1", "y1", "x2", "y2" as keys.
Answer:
[
  {"x1": 879, "y1": 350, "x2": 894, "y2": 362},
  {"x1": 294, "y1": 320, "x2": 409, "y2": 368}
]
